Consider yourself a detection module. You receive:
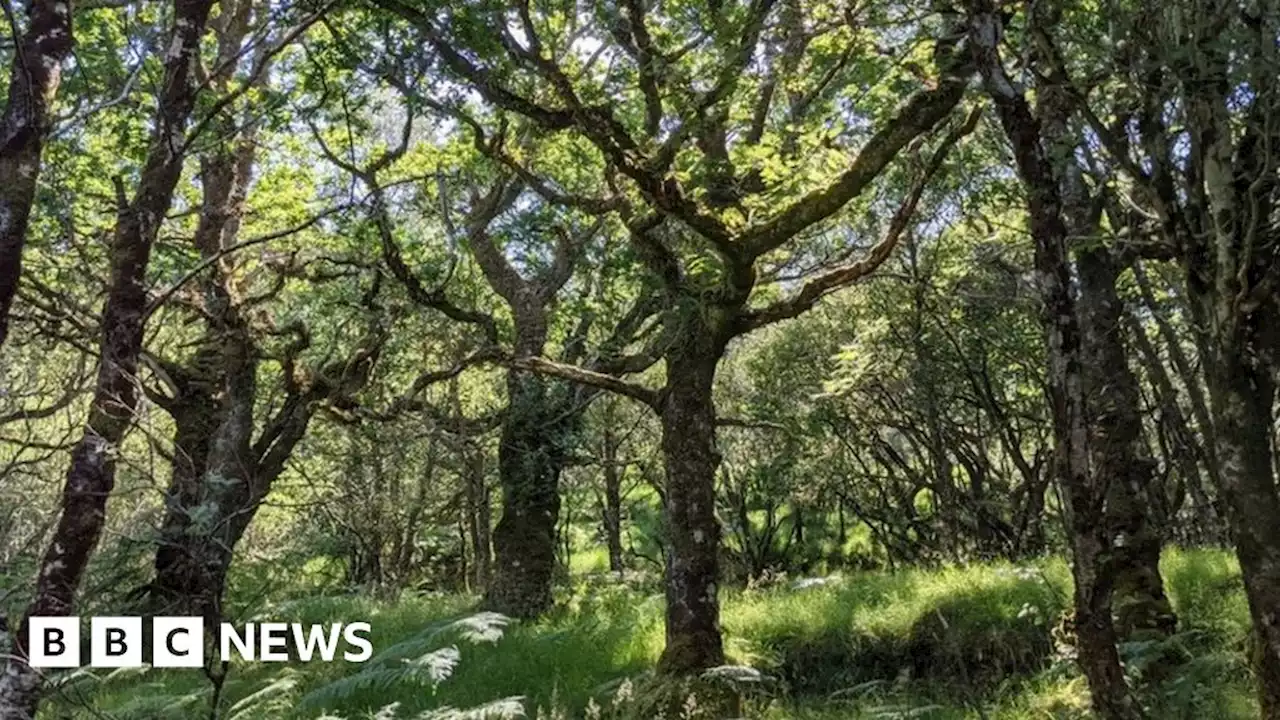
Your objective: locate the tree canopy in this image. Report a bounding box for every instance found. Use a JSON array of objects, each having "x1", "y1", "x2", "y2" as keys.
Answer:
[{"x1": 2, "y1": 0, "x2": 1280, "y2": 717}]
